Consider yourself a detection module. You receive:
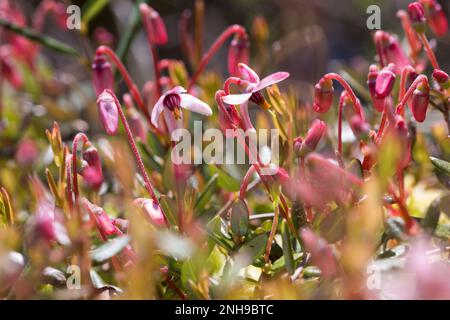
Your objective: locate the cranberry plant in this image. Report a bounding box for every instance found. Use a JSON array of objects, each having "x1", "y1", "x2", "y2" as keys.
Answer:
[{"x1": 0, "y1": 0, "x2": 449, "y2": 299}]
